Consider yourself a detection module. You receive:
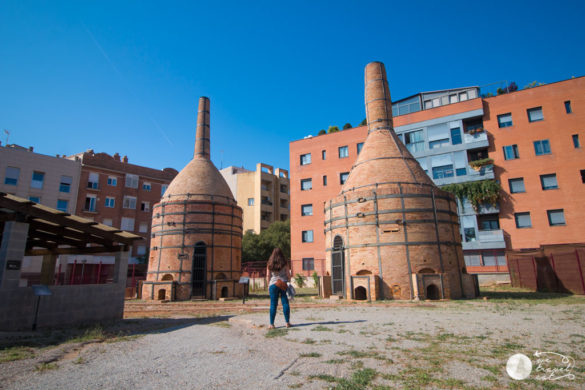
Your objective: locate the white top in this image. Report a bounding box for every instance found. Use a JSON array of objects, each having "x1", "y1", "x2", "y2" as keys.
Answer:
[{"x1": 268, "y1": 267, "x2": 289, "y2": 286}]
